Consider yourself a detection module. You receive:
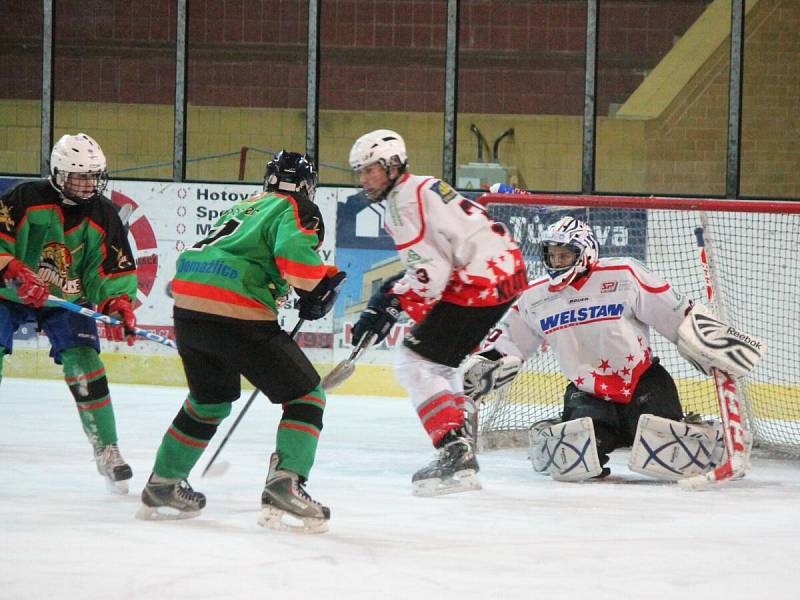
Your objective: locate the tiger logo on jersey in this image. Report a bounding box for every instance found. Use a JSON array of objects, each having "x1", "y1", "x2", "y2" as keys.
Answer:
[
  {"x1": 0, "y1": 201, "x2": 14, "y2": 232},
  {"x1": 38, "y1": 243, "x2": 82, "y2": 295}
]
